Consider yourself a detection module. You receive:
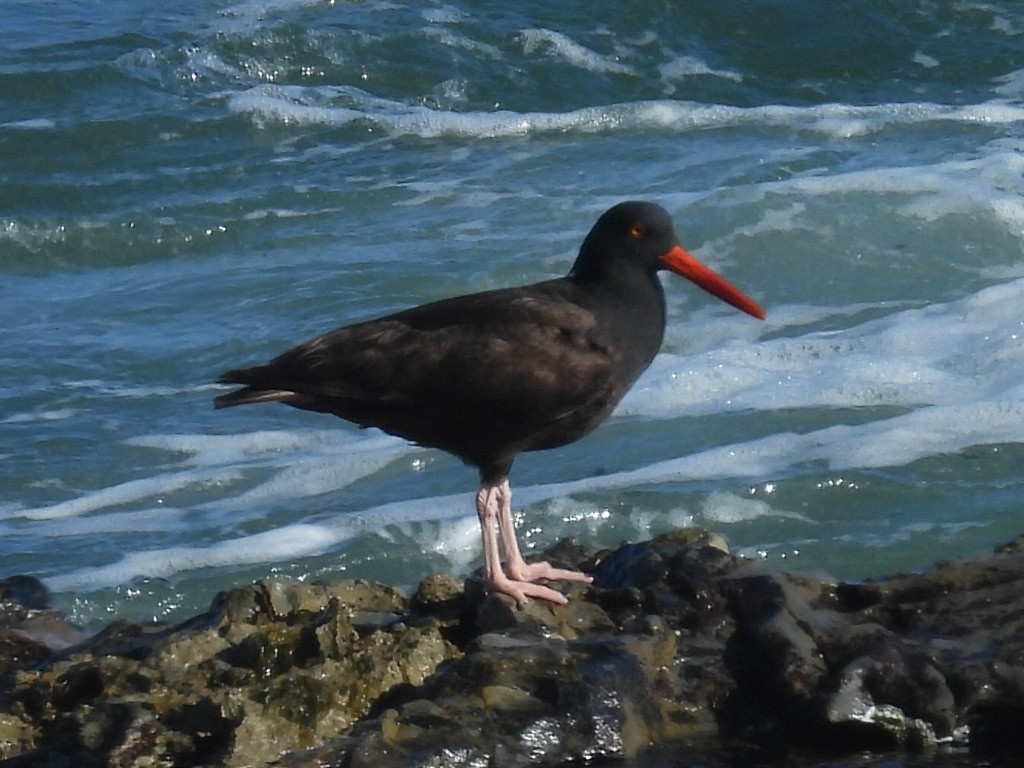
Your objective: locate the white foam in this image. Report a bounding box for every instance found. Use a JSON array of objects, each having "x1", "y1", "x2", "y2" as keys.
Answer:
[
  {"x1": 659, "y1": 55, "x2": 743, "y2": 83},
  {"x1": 17, "y1": 507, "x2": 188, "y2": 537},
  {"x1": 421, "y1": 5, "x2": 465, "y2": 24},
  {"x1": 770, "y1": 149, "x2": 1024, "y2": 235},
  {"x1": 128, "y1": 428, "x2": 404, "y2": 469},
  {"x1": 228, "y1": 85, "x2": 1024, "y2": 141},
  {"x1": 228, "y1": 84, "x2": 638, "y2": 137},
  {"x1": 624, "y1": 276, "x2": 1024, "y2": 420},
  {"x1": 10, "y1": 469, "x2": 241, "y2": 522},
  {"x1": 422, "y1": 27, "x2": 502, "y2": 59},
  {"x1": 994, "y1": 68, "x2": 1024, "y2": 98},
  {"x1": 913, "y1": 51, "x2": 940, "y2": 69},
  {"x1": 59, "y1": 380, "x2": 210, "y2": 399},
  {"x1": 519, "y1": 29, "x2": 635, "y2": 75},
  {"x1": 1, "y1": 118, "x2": 57, "y2": 131},
  {"x1": 700, "y1": 490, "x2": 804, "y2": 524},
  {"x1": 42, "y1": 488, "x2": 477, "y2": 591},
  {"x1": 491, "y1": 397, "x2": 1024, "y2": 511},
  {"x1": 8, "y1": 429, "x2": 409, "y2": 524},
  {"x1": 2, "y1": 408, "x2": 79, "y2": 425},
  {"x1": 382, "y1": 514, "x2": 483, "y2": 578},
  {"x1": 211, "y1": 0, "x2": 326, "y2": 35},
  {"x1": 46, "y1": 523, "x2": 342, "y2": 592},
  {"x1": 229, "y1": 452, "x2": 401, "y2": 506}
]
